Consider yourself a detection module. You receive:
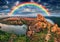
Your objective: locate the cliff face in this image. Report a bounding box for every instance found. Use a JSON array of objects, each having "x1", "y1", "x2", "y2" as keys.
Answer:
[{"x1": 27, "y1": 14, "x2": 60, "y2": 42}]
